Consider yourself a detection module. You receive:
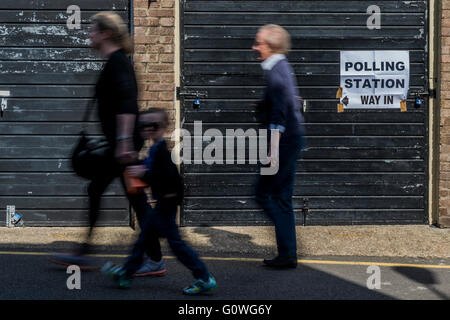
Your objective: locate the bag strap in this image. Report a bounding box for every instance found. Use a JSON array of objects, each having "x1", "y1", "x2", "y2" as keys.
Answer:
[
  {"x1": 81, "y1": 96, "x2": 97, "y2": 133},
  {"x1": 82, "y1": 96, "x2": 97, "y2": 123}
]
